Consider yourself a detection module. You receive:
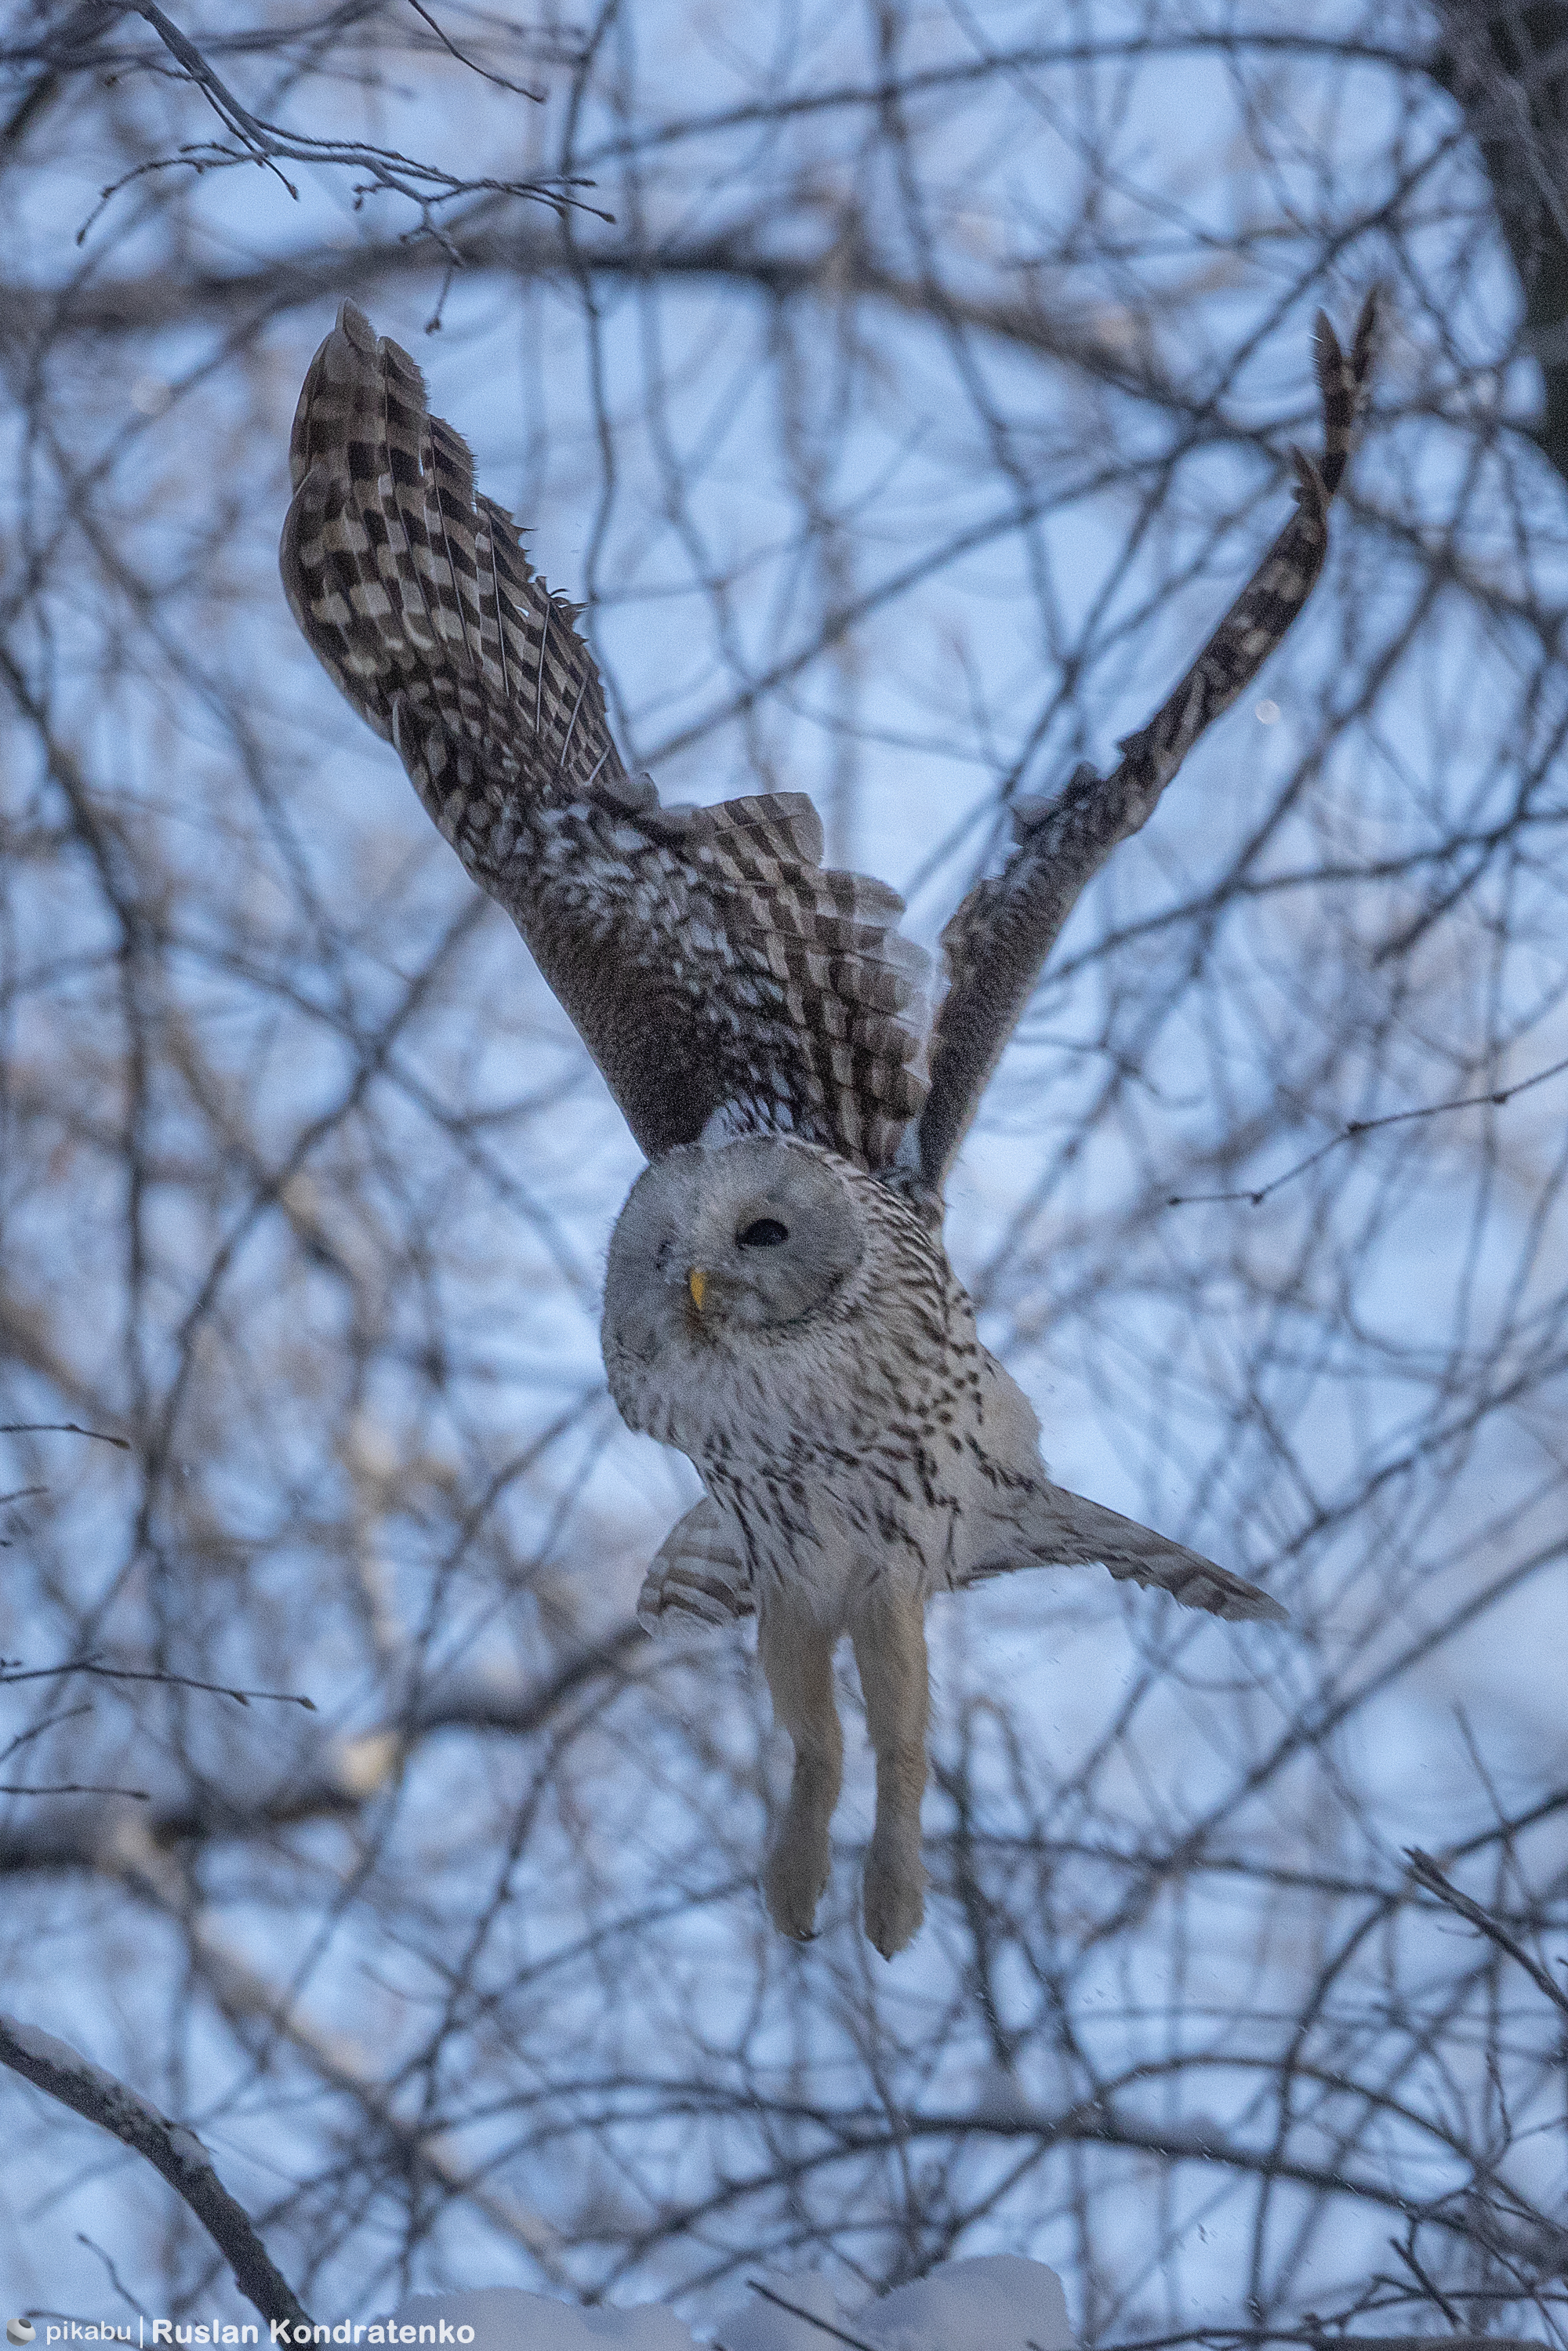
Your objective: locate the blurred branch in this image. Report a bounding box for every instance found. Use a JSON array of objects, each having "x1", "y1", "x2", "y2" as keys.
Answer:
[
  {"x1": 0, "y1": 1626, "x2": 643, "y2": 1872},
  {"x1": 1432, "y1": 1, "x2": 1568, "y2": 482},
  {"x1": 0, "y1": 0, "x2": 118, "y2": 154},
  {"x1": 124, "y1": 1863, "x2": 578, "y2": 2284},
  {"x1": 1105, "y1": 2335, "x2": 1546, "y2": 2350},
  {"x1": 742, "y1": 2280, "x2": 880, "y2": 2350},
  {"x1": 0, "y1": 222, "x2": 1186, "y2": 414}
]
